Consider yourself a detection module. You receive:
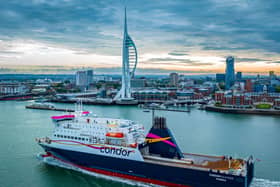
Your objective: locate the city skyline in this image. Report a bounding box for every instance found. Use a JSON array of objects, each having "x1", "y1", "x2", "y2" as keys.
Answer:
[{"x1": 0, "y1": 0, "x2": 280, "y2": 74}]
